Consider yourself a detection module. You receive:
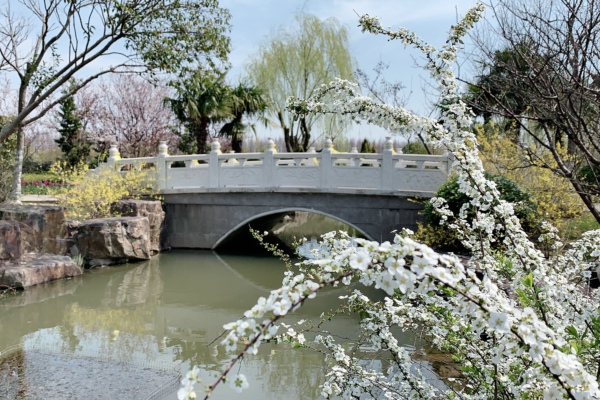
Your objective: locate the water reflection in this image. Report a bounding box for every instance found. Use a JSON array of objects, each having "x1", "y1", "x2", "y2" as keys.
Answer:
[{"x1": 0, "y1": 251, "x2": 421, "y2": 399}]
